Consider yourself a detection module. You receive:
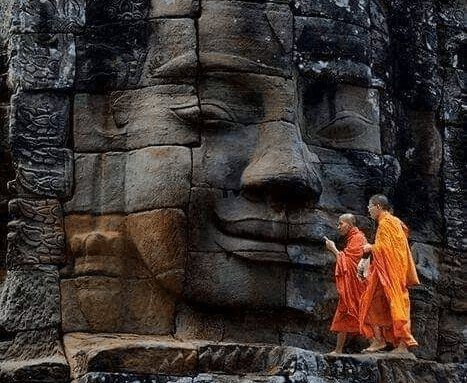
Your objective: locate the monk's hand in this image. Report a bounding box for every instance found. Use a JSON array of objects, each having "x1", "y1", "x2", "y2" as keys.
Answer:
[{"x1": 323, "y1": 236, "x2": 338, "y2": 256}]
